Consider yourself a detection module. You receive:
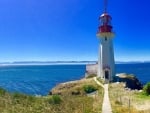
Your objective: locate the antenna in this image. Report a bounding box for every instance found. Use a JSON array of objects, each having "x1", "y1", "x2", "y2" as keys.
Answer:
[{"x1": 104, "y1": 0, "x2": 107, "y2": 13}]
